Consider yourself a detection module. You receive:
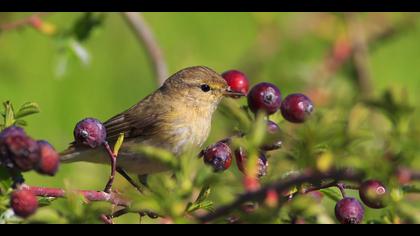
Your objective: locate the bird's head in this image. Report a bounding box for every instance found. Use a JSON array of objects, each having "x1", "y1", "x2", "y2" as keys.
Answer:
[{"x1": 161, "y1": 66, "x2": 242, "y2": 109}]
